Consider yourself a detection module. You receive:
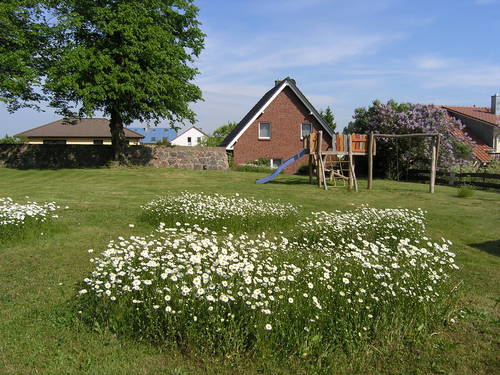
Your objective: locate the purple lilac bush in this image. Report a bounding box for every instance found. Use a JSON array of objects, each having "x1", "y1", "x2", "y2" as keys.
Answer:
[{"x1": 345, "y1": 100, "x2": 474, "y2": 178}]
